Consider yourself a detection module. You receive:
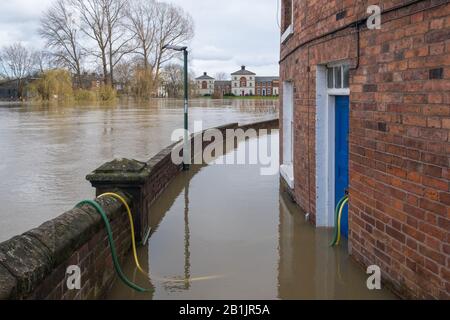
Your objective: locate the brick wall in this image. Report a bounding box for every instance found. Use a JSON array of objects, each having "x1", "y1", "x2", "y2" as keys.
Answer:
[
  {"x1": 0, "y1": 195, "x2": 132, "y2": 300},
  {"x1": 280, "y1": 0, "x2": 449, "y2": 299},
  {"x1": 281, "y1": 0, "x2": 293, "y2": 33}
]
